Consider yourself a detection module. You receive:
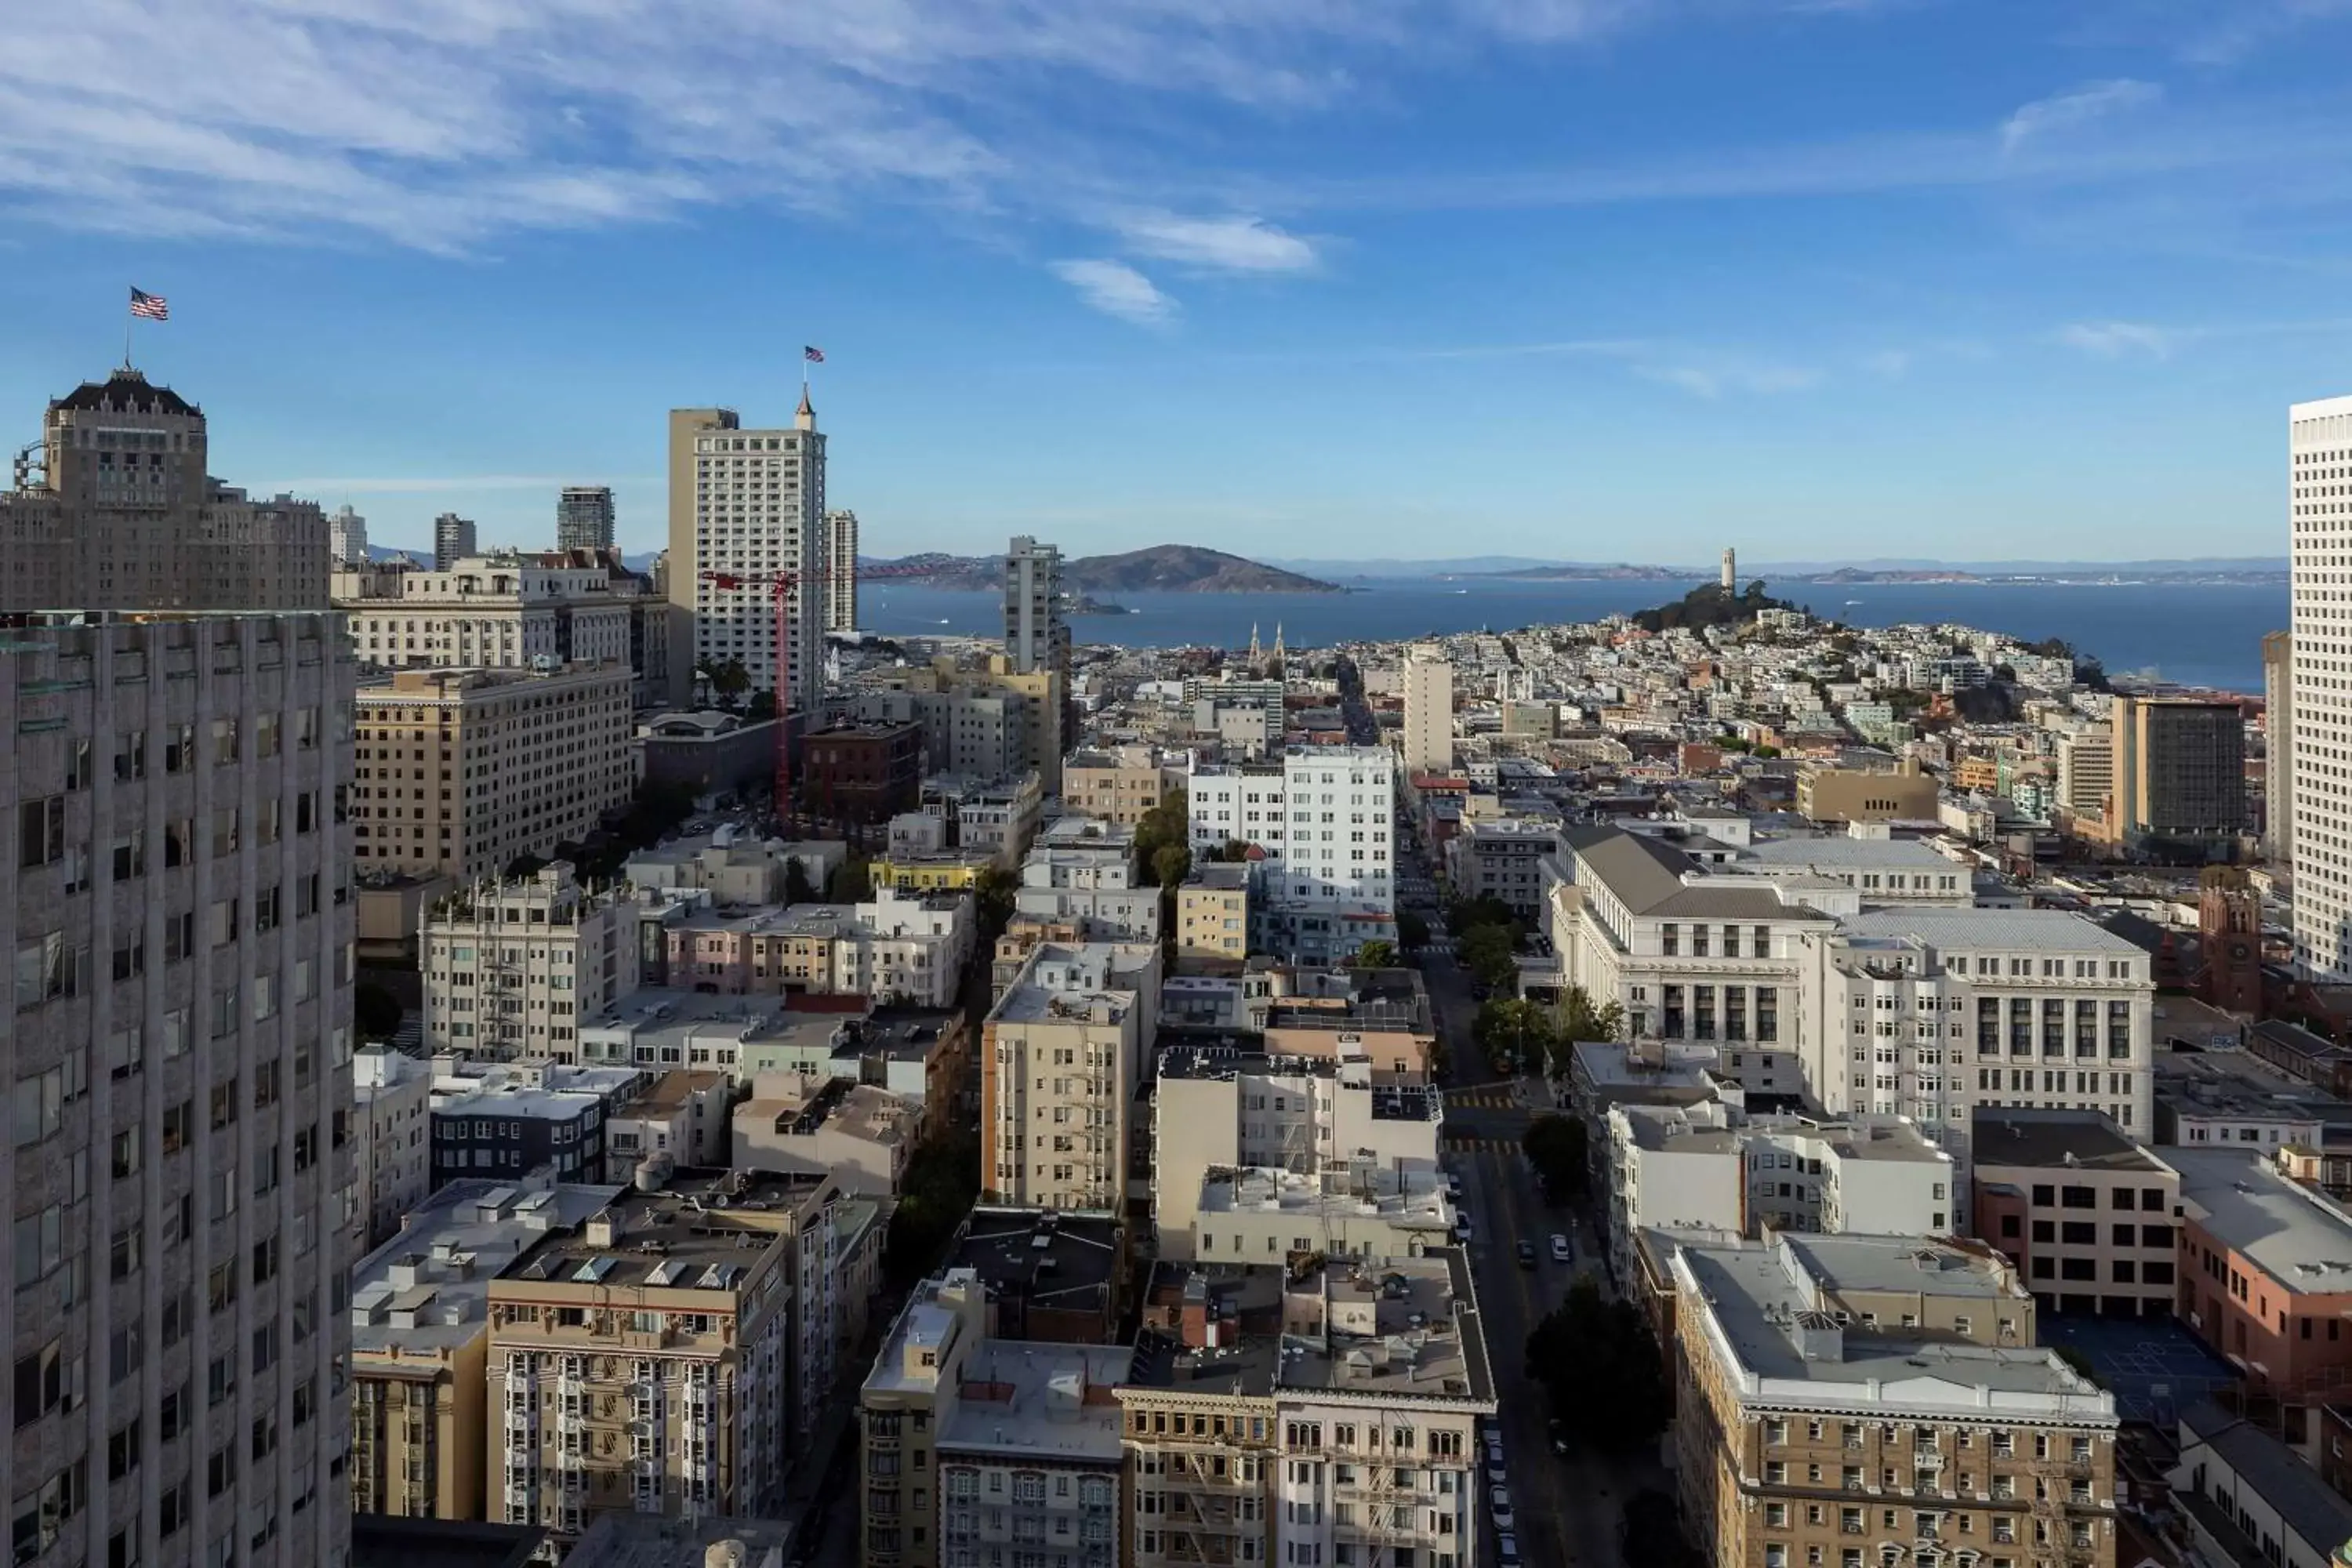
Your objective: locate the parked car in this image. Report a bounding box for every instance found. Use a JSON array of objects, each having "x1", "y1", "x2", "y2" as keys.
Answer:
[
  {"x1": 1454, "y1": 1216, "x2": 1473, "y2": 1243},
  {"x1": 1496, "y1": 1533, "x2": 1522, "y2": 1568},
  {"x1": 1490, "y1": 1489, "x2": 1515, "y2": 1533},
  {"x1": 1515, "y1": 1240, "x2": 1537, "y2": 1269},
  {"x1": 1549, "y1": 1232, "x2": 1572, "y2": 1263}
]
